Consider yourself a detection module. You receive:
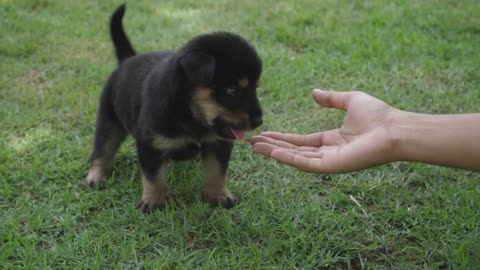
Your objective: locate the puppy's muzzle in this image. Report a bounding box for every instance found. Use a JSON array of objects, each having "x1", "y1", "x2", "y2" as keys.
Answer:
[
  {"x1": 250, "y1": 115, "x2": 263, "y2": 129},
  {"x1": 248, "y1": 100, "x2": 263, "y2": 129}
]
